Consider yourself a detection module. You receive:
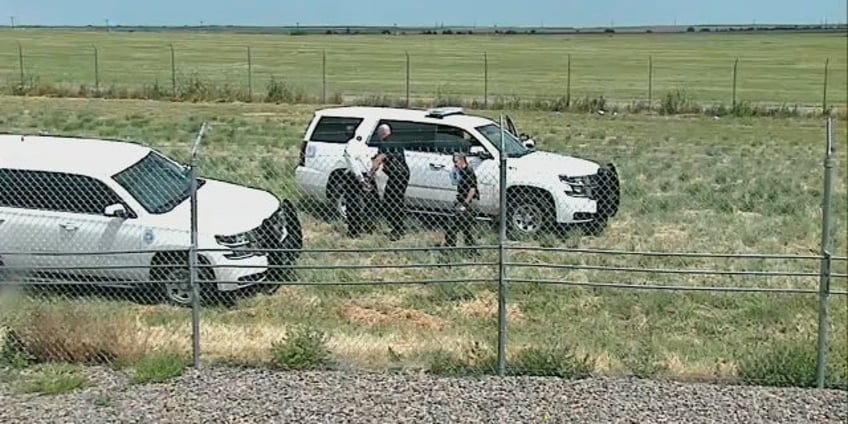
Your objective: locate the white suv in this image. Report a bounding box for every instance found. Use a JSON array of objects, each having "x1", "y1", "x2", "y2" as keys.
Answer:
[
  {"x1": 294, "y1": 106, "x2": 620, "y2": 238},
  {"x1": 0, "y1": 135, "x2": 302, "y2": 306}
]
